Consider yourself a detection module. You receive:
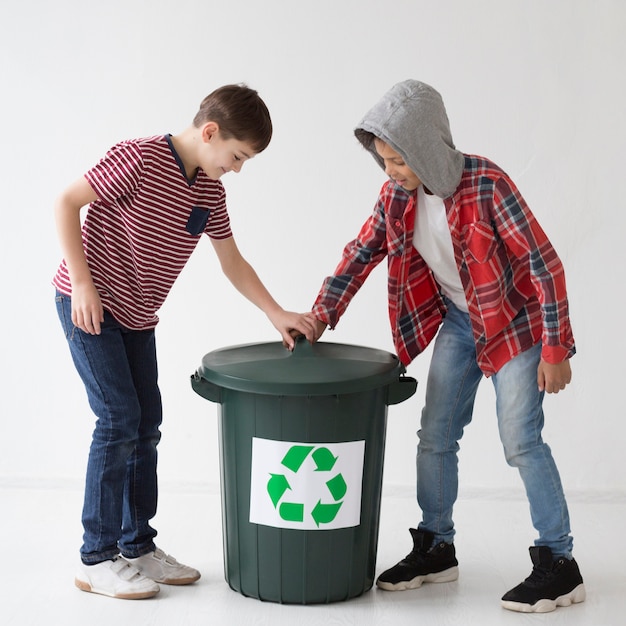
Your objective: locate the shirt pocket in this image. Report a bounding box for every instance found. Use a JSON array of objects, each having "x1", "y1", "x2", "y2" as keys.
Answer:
[
  {"x1": 386, "y1": 217, "x2": 405, "y2": 257},
  {"x1": 185, "y1": 206, "x2": 211, "y2": 236},
  {"x1": 463, "y1": 220, "x2": 499, "y2": 264}
]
